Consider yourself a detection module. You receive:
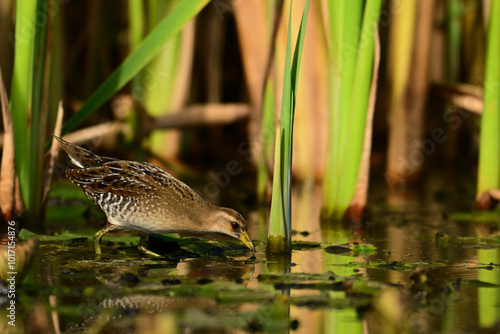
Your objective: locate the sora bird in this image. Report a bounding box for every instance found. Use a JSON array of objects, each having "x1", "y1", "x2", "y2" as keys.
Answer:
[{"x1": 54, "y1": 136, "x2": 254, "y2": 257}]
